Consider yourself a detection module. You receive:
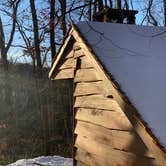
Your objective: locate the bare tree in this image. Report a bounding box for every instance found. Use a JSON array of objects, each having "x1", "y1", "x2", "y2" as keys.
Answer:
[
  {"x1": 0, "y1": 0, "x2": 21, "y2": 67},
  {"x1": 50, "y1": 0, "x2": 56, "y2": 60},
  {"x1": 116, "y1": 0, "x2": 121, "y2": 9},
  {"x1": 29, "y1": 0, "x2": 42, "y2": 72},
  {"x1": 59, "y1": 0, "x2": 67, "y2": 36}
]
